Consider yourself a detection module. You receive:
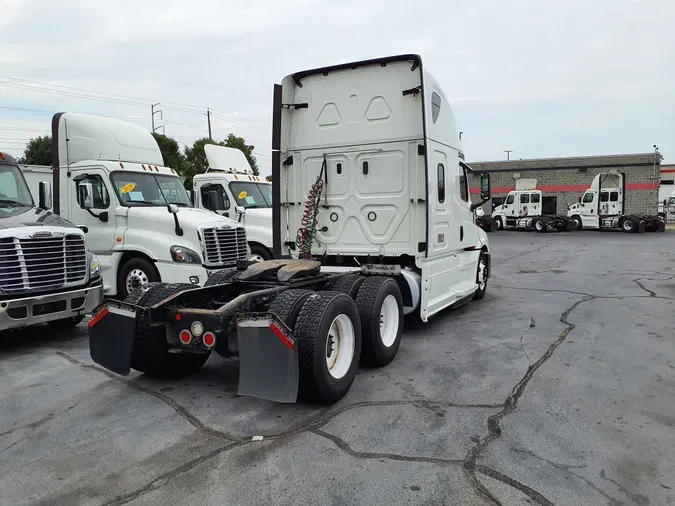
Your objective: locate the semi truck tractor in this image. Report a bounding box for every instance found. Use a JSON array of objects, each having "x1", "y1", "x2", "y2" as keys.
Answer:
[
  {"x1": 566, "y1": 171, "x2": 665, "y2": 233},
  {"x1": 88, "y1": 54, "x2": 493, "y2": 404},
  {"x1": 663, "y1": 191, "x2": 675, "y2": 223},
  {"x1": 22, "y1": 113, "x2": 250, "y2": 300},
  {"x1": 0, "y1": 151, "x2": 103, "y2": 331},
  {"x1": 192, "y1": 144, "x2": 274, "y2": 261},
  {"x1": 492, "y1": 178, "x2": 570, "y2": 232}
]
